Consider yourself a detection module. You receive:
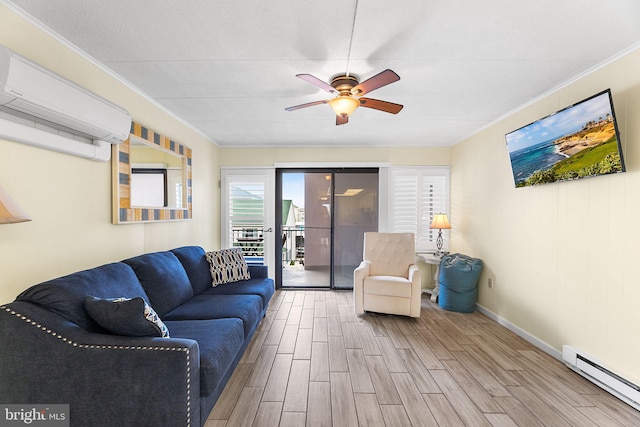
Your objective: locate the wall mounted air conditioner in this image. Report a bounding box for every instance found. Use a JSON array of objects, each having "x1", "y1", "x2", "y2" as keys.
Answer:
[{"x1": 0, "y1": 44, "x2": 131, "y2": 161}]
